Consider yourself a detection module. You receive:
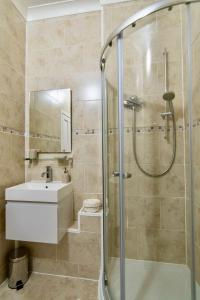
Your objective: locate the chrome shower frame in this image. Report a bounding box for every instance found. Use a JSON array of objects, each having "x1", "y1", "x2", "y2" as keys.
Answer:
[{"x1": 100, "y1": 1, "x2": 200, "y2": 299}]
